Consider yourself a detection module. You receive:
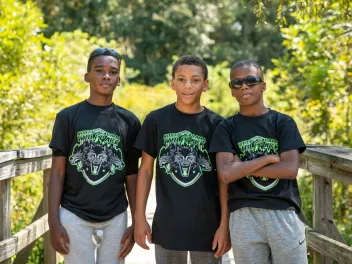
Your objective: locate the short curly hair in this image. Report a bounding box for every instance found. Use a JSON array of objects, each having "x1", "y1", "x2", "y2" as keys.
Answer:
[
  {"x1": 230, "y1": 60, "x2": 264, "y2": 79},
  {"x1": 172, "y1": 55, "x2": 208, "y2": 80},
  {"x1": 87, "y1": 48, "x2": 121, "y2": 72}
]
